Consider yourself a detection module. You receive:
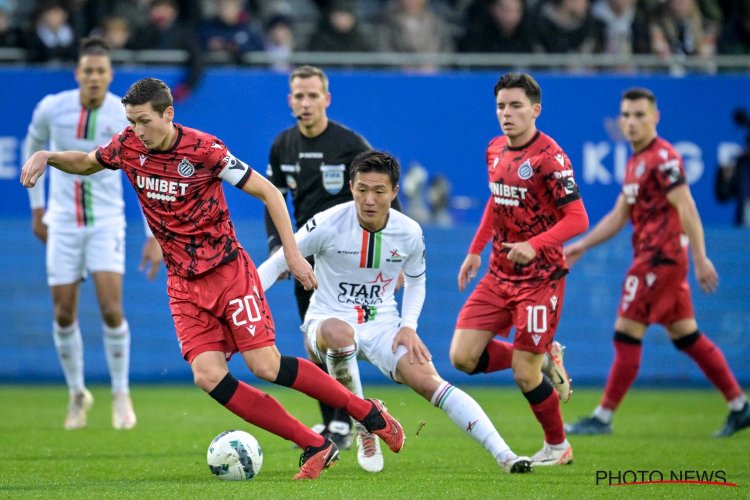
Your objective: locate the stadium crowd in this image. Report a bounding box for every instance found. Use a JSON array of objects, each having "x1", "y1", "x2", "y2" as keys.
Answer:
[{"x1": 1, "y1": 0, "x2": 748, "y2": 68}]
